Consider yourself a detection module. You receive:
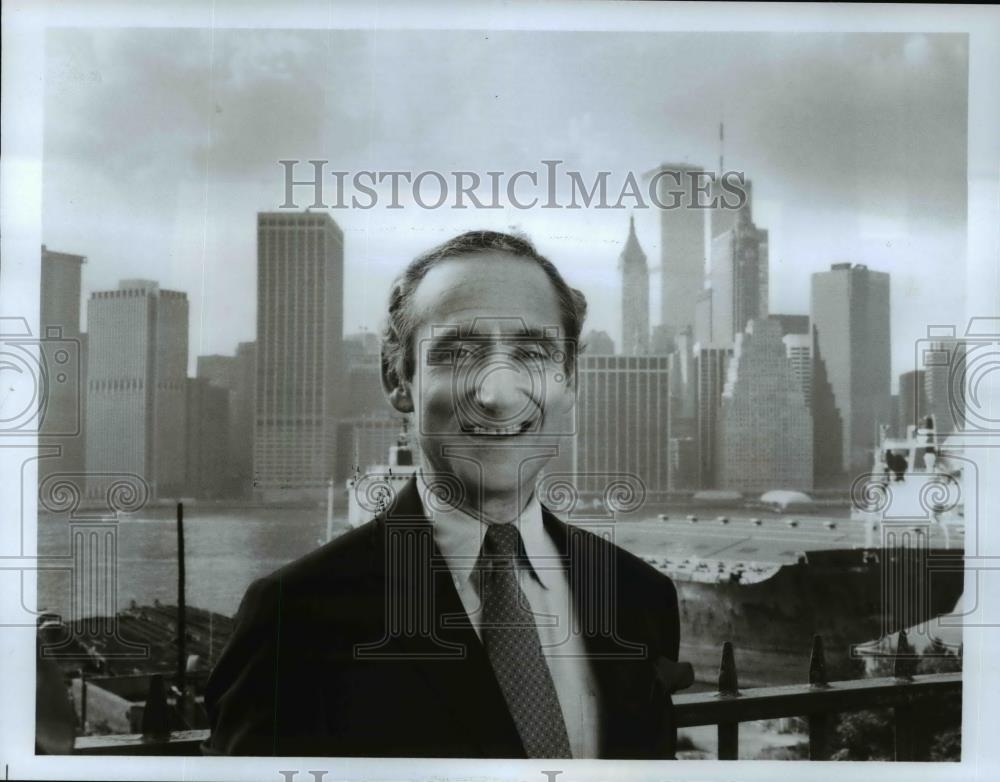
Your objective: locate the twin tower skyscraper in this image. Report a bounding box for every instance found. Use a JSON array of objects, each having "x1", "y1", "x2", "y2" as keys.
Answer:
[{"x1": 619, "y1": 165, "x2": 767, "y2": 357}]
